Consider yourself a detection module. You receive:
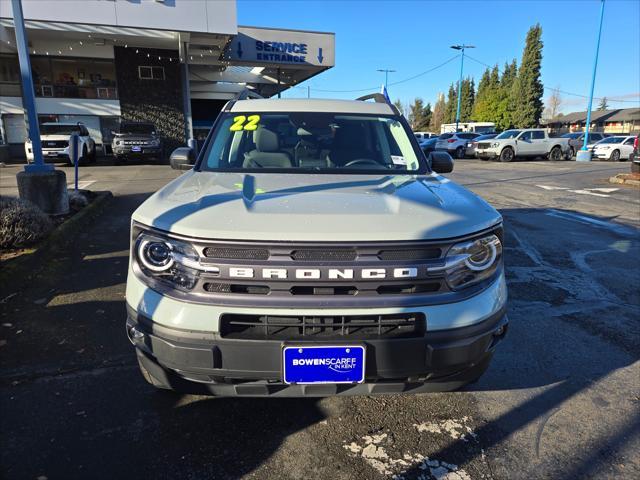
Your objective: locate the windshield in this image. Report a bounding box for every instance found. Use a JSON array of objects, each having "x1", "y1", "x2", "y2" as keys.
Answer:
[
  {"x1": 120, "y1": 123, "x2": 156, "y2": 135},
  {"x1": 562, "y1": 133, "x2": 581, "y2": 138},
  {"x1": 40, "y1": 124, "x2": 80, "y2": 135},
  {"x1": 598, "y1": 137, "x2": 624, "y2": 144},
  {"x1": 495, "y1": 130, "x2": 521, "y2": 139},
  {"x1": 200, "y1": 112, "x2": 425, "y2": 173}
]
